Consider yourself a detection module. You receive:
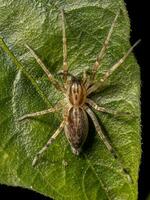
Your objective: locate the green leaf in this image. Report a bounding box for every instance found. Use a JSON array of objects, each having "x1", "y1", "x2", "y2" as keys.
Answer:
[{"x1": 0, "y1": 0, "x2": 141, "y2": 199}]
